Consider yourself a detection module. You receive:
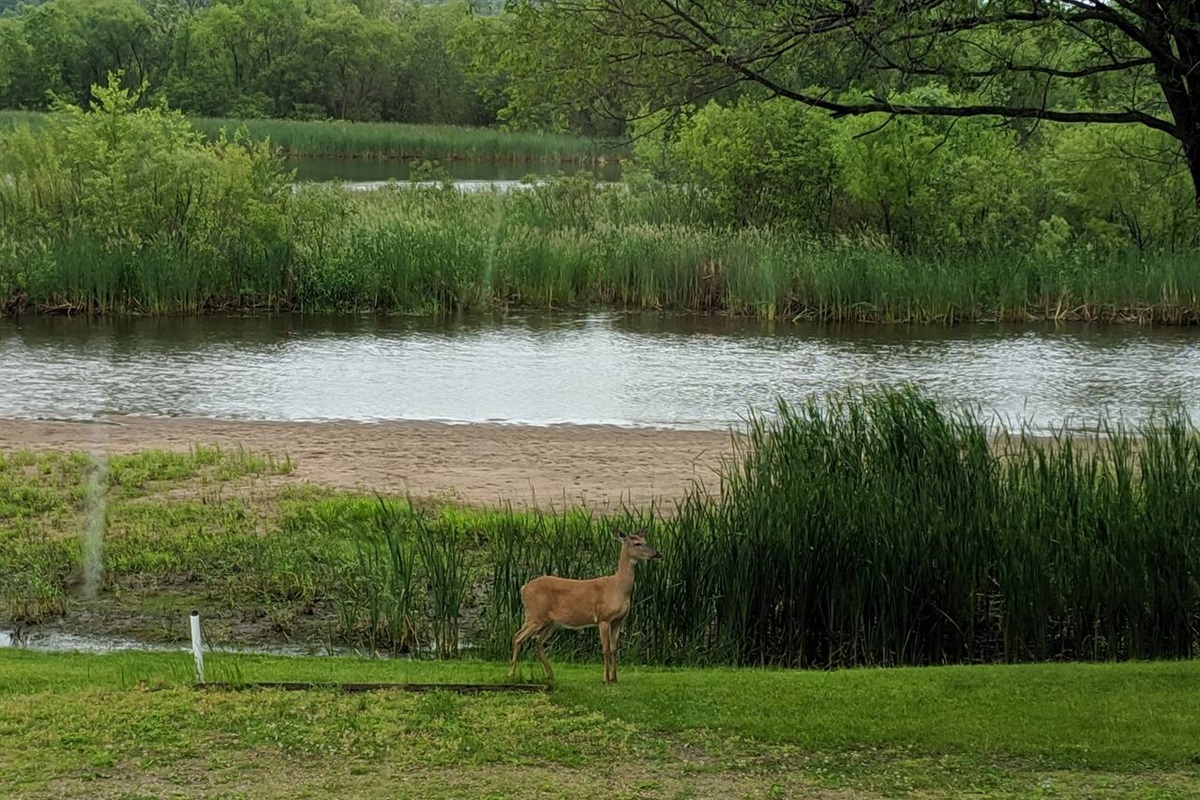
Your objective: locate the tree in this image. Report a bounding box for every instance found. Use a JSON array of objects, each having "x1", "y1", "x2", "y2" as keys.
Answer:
[
  {"x1": 503, "y1": 0, "x2": 1200, "y2": 202},
  {"x1": 389, "y1": 0, "x2": 492, "y2": 125},
  {"x1": 0, "y1": 18, "x2": 26, "y2": 104},
  {"x1": 290, "y1": 3, "x2": 400, "y2": 120},
  {"x1": 0, "y1": 0, "x2": 153, "y2": 109}
]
